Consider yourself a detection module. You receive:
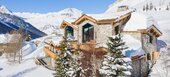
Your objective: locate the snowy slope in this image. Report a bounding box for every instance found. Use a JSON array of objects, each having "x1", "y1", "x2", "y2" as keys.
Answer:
[
  {"x1": 106, "y1": 0, "x2": 170, "y2": 41},
  {"x1": 14, "y1": 8, "x2": 83, "y2": 35},
  {"x1": 106, "y1": 0, "x2": 170, "y2": 13}
]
